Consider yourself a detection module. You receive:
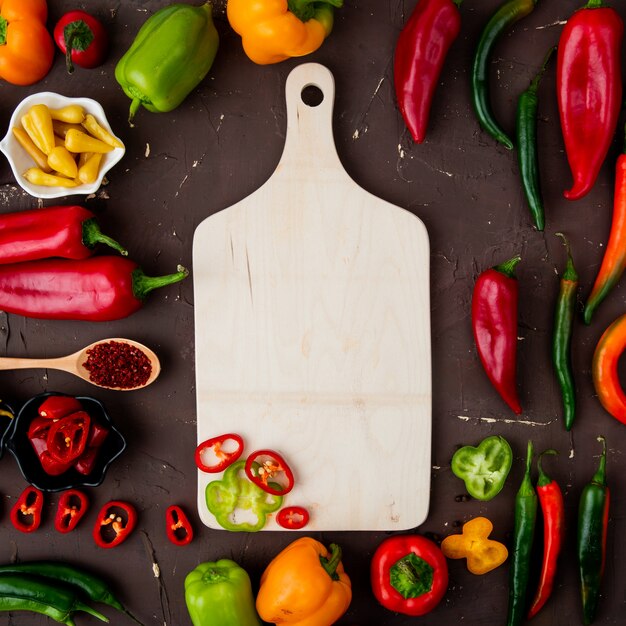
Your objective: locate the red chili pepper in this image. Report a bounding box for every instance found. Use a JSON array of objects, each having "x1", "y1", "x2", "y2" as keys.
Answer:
[
  {"x1": 393, "y1": 0, "x2": 462, "y2": 143},
  {"x1": 471, "y1": 255, "x2": 522, "y2": 414},
  {"x1": 38, "y1": 394, "x2": 83, "y2": 420},
  {"x1": 54, "y1": 10, "x2": 109, "y2": 74},
  {"x1": 527, "y1": 451, "x2": 564, "y2": 619},
  {"x1": 10, "y1": 486, "x2": 44, "y2": 533},
  {"x1": 245, "y1": 449, "x2": 295, "y2": 496},
  {"x1": 47, "y1": 412, "x2": 91, "y2": 464},
  {"x1": 195, "y1": 433, "x2": 244, "y2": 473},
  {"x1": 27, "y1": 417, "x2": 74, "y2": 476},
  {"x1": 93, "y1": 500, "x2": 137, "y2": 549},
  {"x1": 0, "y1": 257, "x2": 188, "y2": 321},
  {"x1": 557, "y1": 0, "x2": 623, "y2": 201},
  {"x1": 165, "y1": 505, "x2": 194, "y2": 546},
  {"x1": 371, "y1": 534, "x2": 448, "y2": 616},
  {"x1": 54, "y1": 489, "x2": 89, "y2": 533},
  {"x1": 277, "y1": 506, "x2": 310, "y2": 530}
]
